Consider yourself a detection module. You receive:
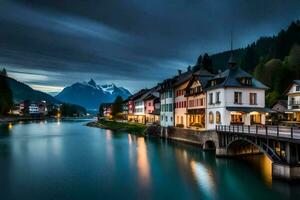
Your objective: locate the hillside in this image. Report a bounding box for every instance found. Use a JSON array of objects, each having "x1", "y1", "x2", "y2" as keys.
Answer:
[{"x1": 3, "y1": 75, "x2": 61, "y2": 104}]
